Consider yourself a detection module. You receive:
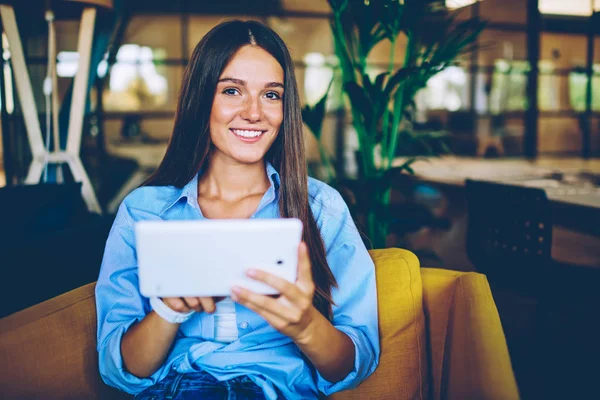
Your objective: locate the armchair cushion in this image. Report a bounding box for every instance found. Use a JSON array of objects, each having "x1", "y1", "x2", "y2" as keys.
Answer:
[{"x1": 331, "y1": 248, "x2": 429, "y2": 399}]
